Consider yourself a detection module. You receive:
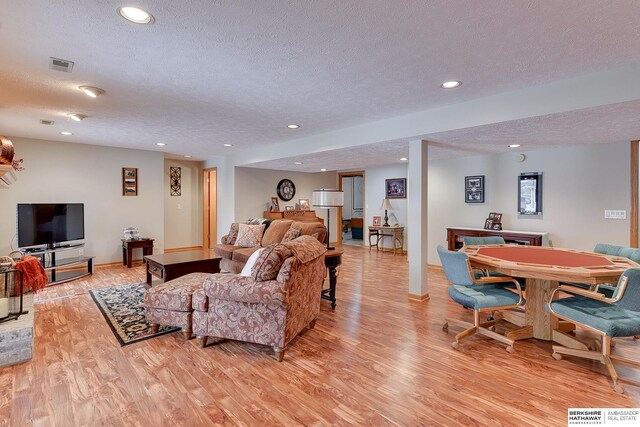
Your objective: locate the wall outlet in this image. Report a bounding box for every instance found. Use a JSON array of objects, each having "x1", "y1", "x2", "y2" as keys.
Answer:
[{"x1": 604, "y1": 210, "x2": 626, "y2": 220}]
